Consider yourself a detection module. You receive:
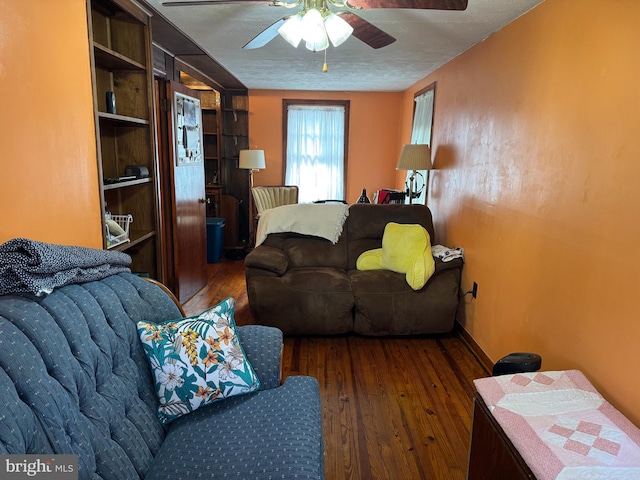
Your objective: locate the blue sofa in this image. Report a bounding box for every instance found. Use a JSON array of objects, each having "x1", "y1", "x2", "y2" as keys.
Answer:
[{"x1": 0, "y1": 272, "x2": 324, "y2": 479}]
